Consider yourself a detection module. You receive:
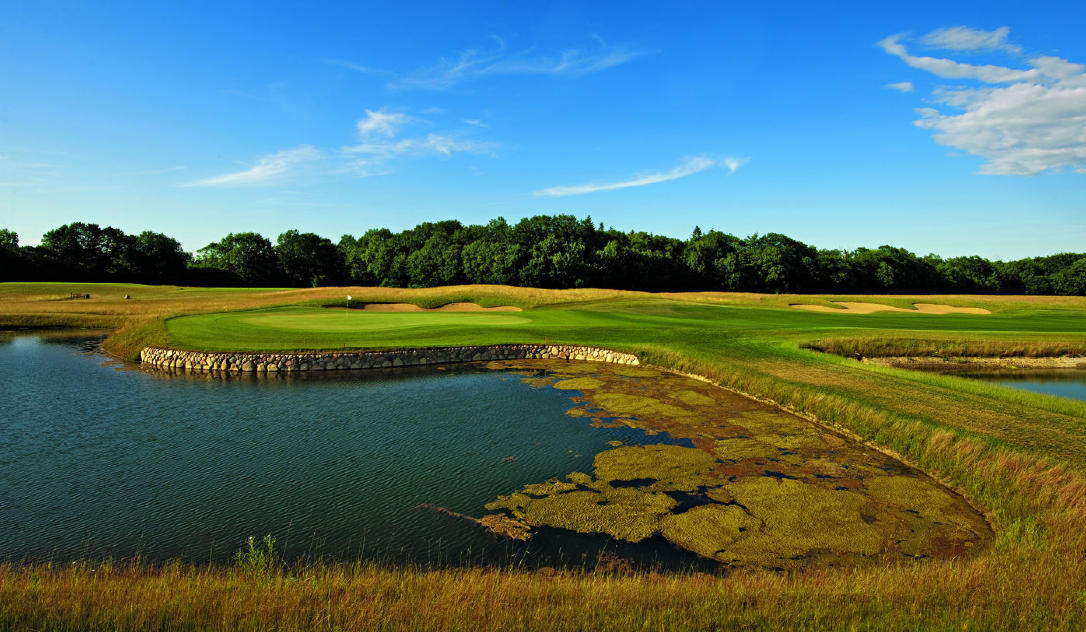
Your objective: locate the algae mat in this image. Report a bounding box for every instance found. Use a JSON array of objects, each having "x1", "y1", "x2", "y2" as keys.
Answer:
[{"x1": 481, "y1": 360, "x2": 991, "y2": 570}]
